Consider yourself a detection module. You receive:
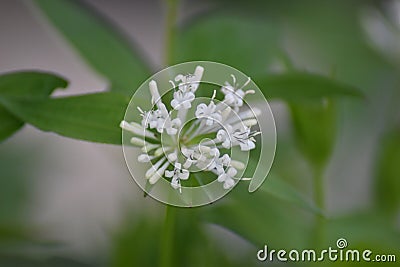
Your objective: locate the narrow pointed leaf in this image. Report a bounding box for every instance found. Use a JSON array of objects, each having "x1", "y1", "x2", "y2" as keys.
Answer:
[
  {"x1": 0, "y1": 71, "x2": 67, "y2": 97},
  {"x1": 35, "y1": 0, "x2": 150, "y2": 95},
  {"x1": 375, "y1": 129, "x2": 400, "y2": 217},
  {"x1": 0, "y1": 93, "x2": 129, "y2": 144},
  {"x1": 0, "y1": 71, "x2": 68, "y2": 142},
  {"x1": 256, "y1": 72, "x2": 363, "y2": 102},
  {"x1": 260, "y1": 174, "x2": 324, "y2": 216}
]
